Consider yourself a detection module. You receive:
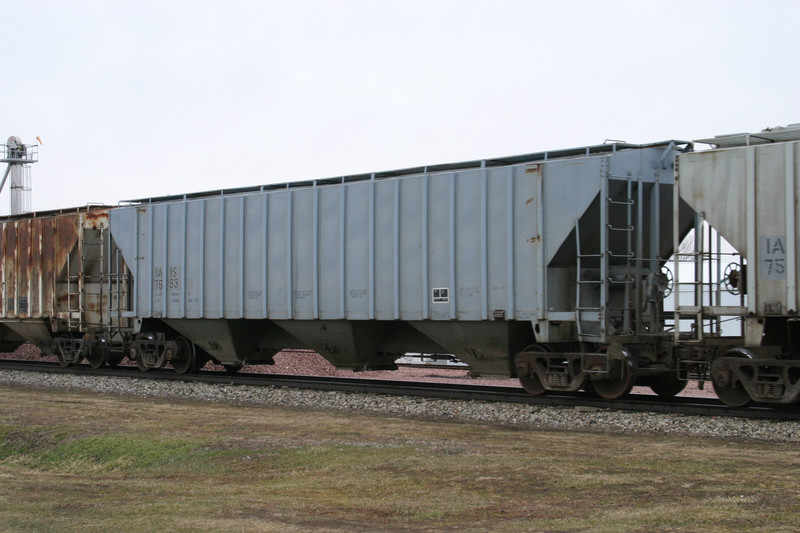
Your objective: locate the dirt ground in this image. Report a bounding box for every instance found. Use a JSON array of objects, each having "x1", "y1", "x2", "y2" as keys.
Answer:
[{"x1": 1, "y1": 384, "x2": 798, "y2": 532}]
